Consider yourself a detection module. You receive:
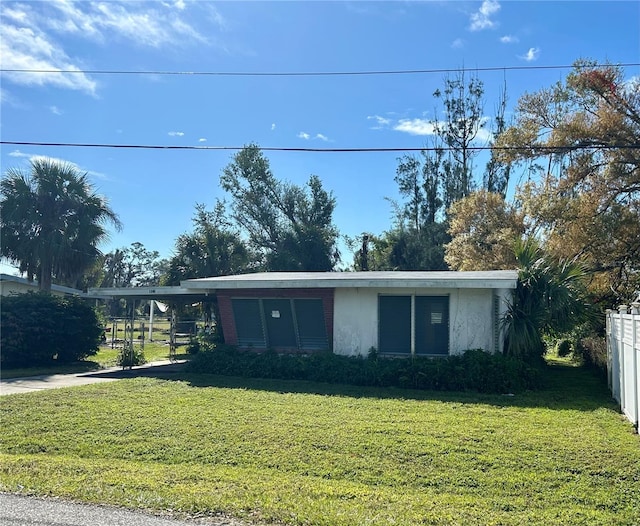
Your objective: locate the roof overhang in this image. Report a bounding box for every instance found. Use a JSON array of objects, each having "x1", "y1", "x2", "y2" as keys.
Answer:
[
  {"x1": 182, "y1": 271, "x2": 519, "y2": 291},
  {"x1": 86, "y1": 286, "x2": 211, "y2": 302},
  {"x1": 87, "y1": 271, "x2": 518, "y2": 300}
]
